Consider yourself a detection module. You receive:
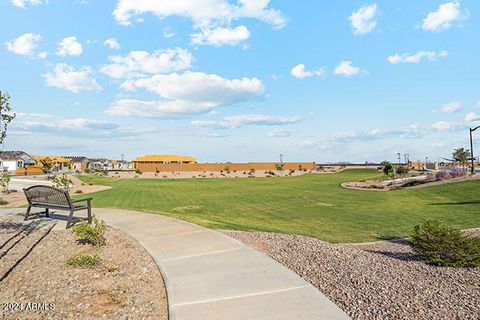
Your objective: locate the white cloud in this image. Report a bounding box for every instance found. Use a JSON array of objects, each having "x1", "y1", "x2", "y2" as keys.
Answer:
[
  {"x1": 290, "y1": 64, "x2": 326, "y2": 79},
  {"x1": 57, "y1": 36, "x2": 83, "y2": 56},
  {"x1": 422, "y1": 2, "x2": 467, "y2": 32},
  {"x1": 163, "y1": 27, "x2": 175, "y2": 38},
  {"x1": 112, "y1": 0, "x2": 286, "y2": 46},
  {"x1": 104, "y1": 38, "x2": 120, "y2": 50},
  {"x1": 37, "y1": 51, "x2": 48, "y2": 59},
  {"x1": 100, "y1": 48, "x2": 193, "y2": 79},
  {"x1": 5, "y1": 33, "x2": 42, "y2": 55},
  {"x1": 224, "y1": 114, "x2": 301, "y2": 126},
  {"x1": 465, "y1": 112, "x2": 480, "y2": 122},
  {"x1": 191, "y1": 25, "x2": 250, "y2": 46},
  {"x1": 108, "y1": 72, "x2": 264, "y2": 118},
  {"x1": 11, "y1": 0, "x2": 46, "y2": 9},
  {"x1": 349, "y1": 4, "x2": 378, "y2": 35},
  {"x1": 268, "y1": 127, "x2": 296, "y2": 137},
  {"x1": 388, "y1": 50, "x2": 448, "y2": 64},
  {"x1": 192, "y1": 114, "x2": 301, "y2": 129},
  {"x1": 439, "y1": 101, "x2": 462, "y2": 113},
  {"x1": 121, "y1": 71, "x2": 264, "y2": 106},
  {"x1": 107, "y1": 99, "x2": 217, "y2": 118},
  {"x1": 334, "y1": 61, "x2": 361, "y2": 77},
  {"x1": 113, "y1": 0, "x2": 286, "y2": 27},
  {"x1": 44, "y1": 64, "x2": 102, "y2": 93}
]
